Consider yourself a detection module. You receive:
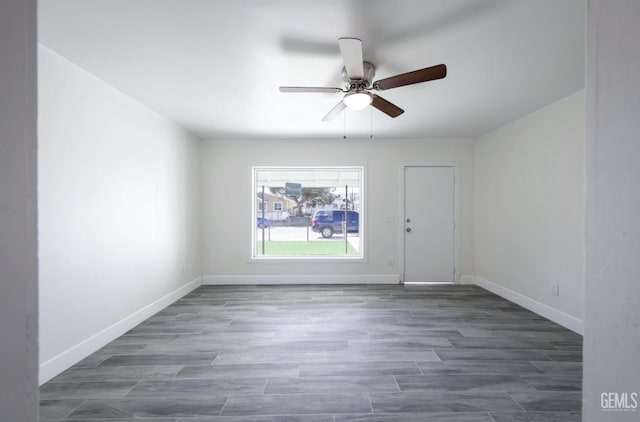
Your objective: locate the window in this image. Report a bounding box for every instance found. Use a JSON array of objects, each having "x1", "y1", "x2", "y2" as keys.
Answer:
[{"x1": 253, "y1": 166, "x2": 364, "y2": 259}]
